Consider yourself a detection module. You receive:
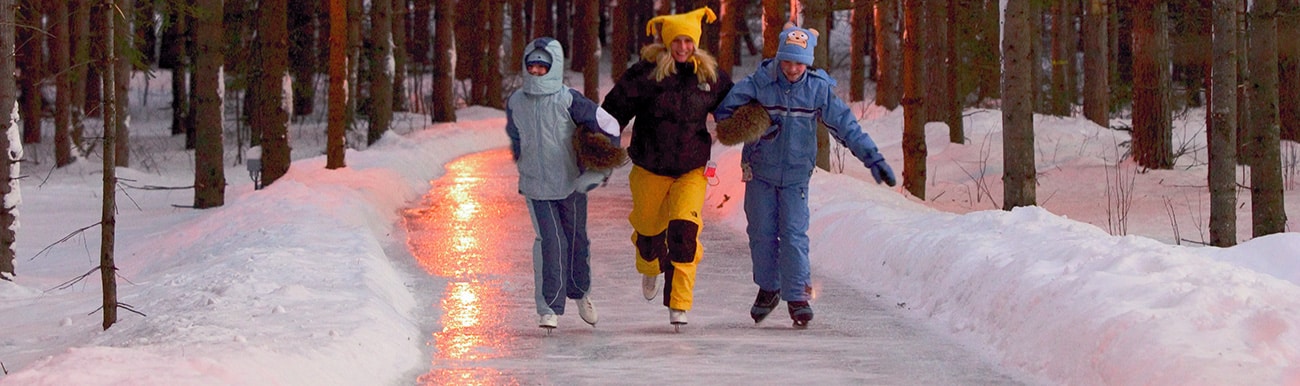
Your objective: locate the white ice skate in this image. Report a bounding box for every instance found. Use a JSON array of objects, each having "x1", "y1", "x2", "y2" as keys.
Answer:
[{"x1": 576, "y1": 295, "x2": 598, "y2": 326}]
